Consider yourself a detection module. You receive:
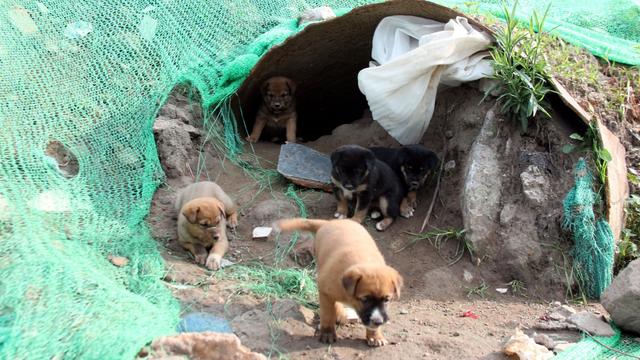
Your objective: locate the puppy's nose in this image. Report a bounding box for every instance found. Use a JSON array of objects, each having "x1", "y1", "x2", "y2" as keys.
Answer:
[
  {"x1": 272, "y1": 102, "x2": 282, "y2": 109},
  {"x1": 372, "y1": 317, "x2": 384, "y2": 326},
  {"x1": 410, "y1": 181, "x2": 420, "y2": 188},
  {"x1": 344, "y1": 184, "x2": 354, "y2": 190}
]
